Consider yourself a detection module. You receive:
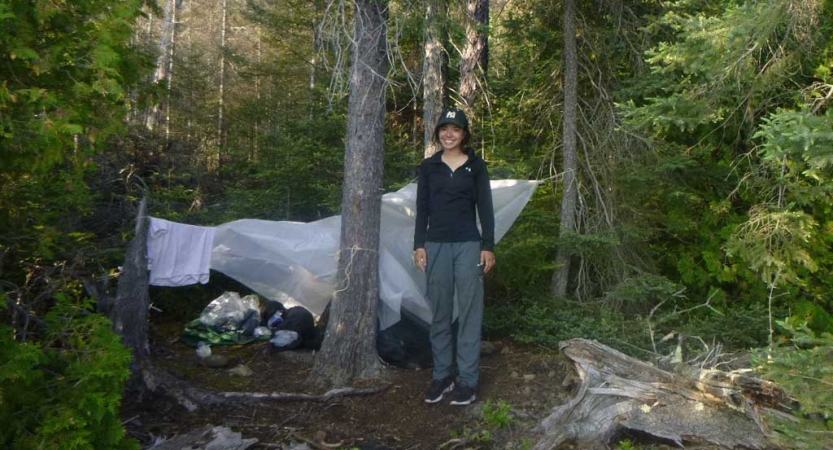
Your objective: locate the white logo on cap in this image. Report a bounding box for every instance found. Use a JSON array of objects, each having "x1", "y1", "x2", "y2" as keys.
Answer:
[{"x1": 446, "y1": 111, "x2": 456, "y2": 118}]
